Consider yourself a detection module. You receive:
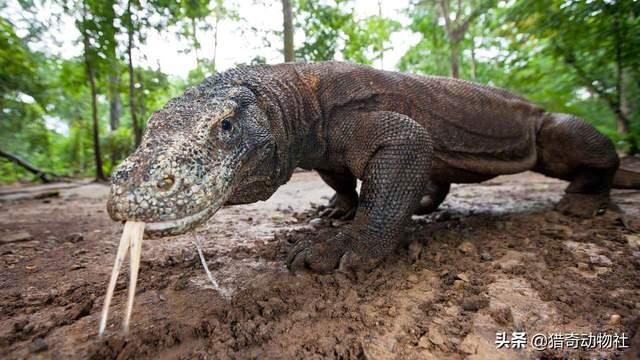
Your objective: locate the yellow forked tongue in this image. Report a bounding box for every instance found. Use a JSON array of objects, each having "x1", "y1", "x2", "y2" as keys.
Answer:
[{"x1": 98, "y1": 221, "x2": 145, "y2": 336}]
